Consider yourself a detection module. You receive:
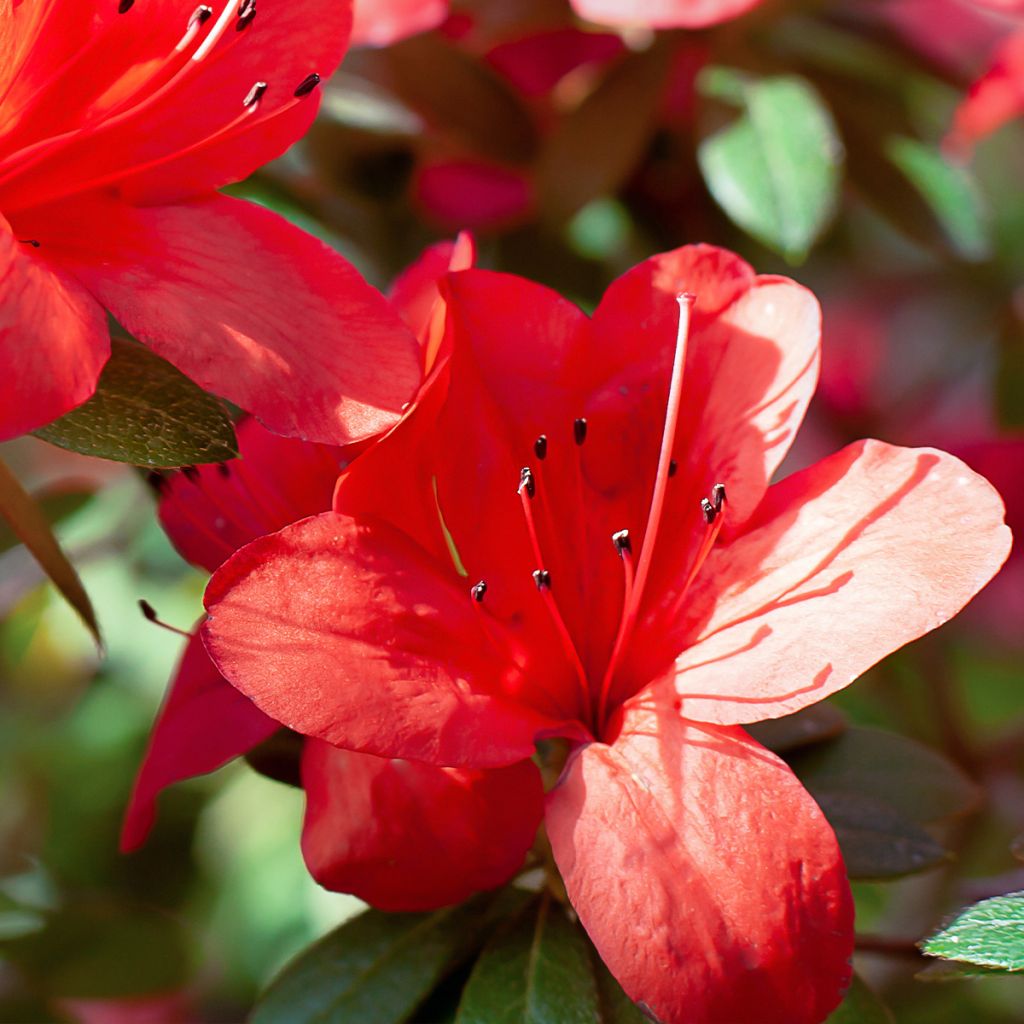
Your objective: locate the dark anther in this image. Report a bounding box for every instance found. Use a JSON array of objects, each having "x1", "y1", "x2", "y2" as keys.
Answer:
[
  {"x1": 182, "y1": 465, "x2": 200, "y2": 483},
  {"x1": 216, "y1": 463, "x2": 231, "y2": 478},
  {"x1": 139, "y1": 599, "x2": 158, "y2": 622},
  {"x1": 190, "y1": 4, "x2": 213, "y2": 26},
  {"x1": 118, "y1": 0, "x2": 134, "y2": 13},
  {"x1": 532, "y1": 569, "x2": 552, "y2": 590},
  {"x1": 243, "y1": 81, "x2": 268, "y2": 107},
  {"x1": 236, "y1": 0, "x2": 255, "y2": 27},
  {"x1": 712, "y1": 482, "x2": 727, "y2": 513},
  {"x1": 18, "y1": 239, "x2": 40, "y2": 247},
  {"x1": 701, "y1": 498, "x2": 716, "y2": 525},
  {"x1": 573, "y1": 417, "x2": 588, "y2": 446},
  {"x1": 518, "y1": 466, "x2": 536, "y2": 499},
  {"x1": 294, "y1": 72, "x2": 321, "y2": 97},
  {"x1": 612, "y1": 529, "x2": 632, "y2": 557},
  {"x1": 533, "y1": 434, "x2": 548, "y2": 461},
  {"x1": 470, "y1": 580, "x2": 487, "y2": 603},
  {"x1": 668, "y1": 459, "x2": 678, "y2": 478}
]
